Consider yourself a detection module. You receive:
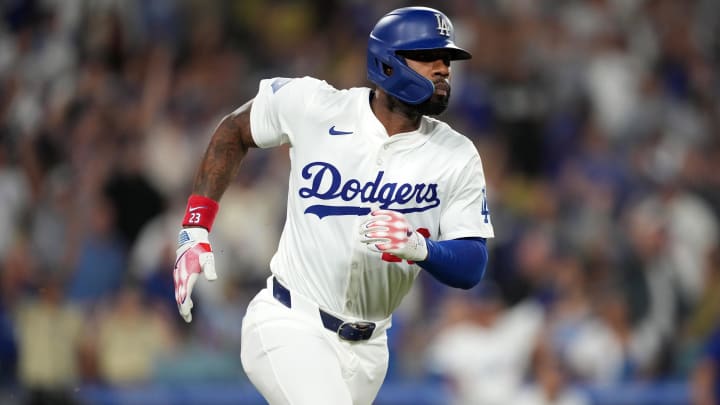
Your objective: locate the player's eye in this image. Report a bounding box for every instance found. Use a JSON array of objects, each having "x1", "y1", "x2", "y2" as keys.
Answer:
[{"x1": 398, "y1": 50, "x2": 451, "y2": 65}]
